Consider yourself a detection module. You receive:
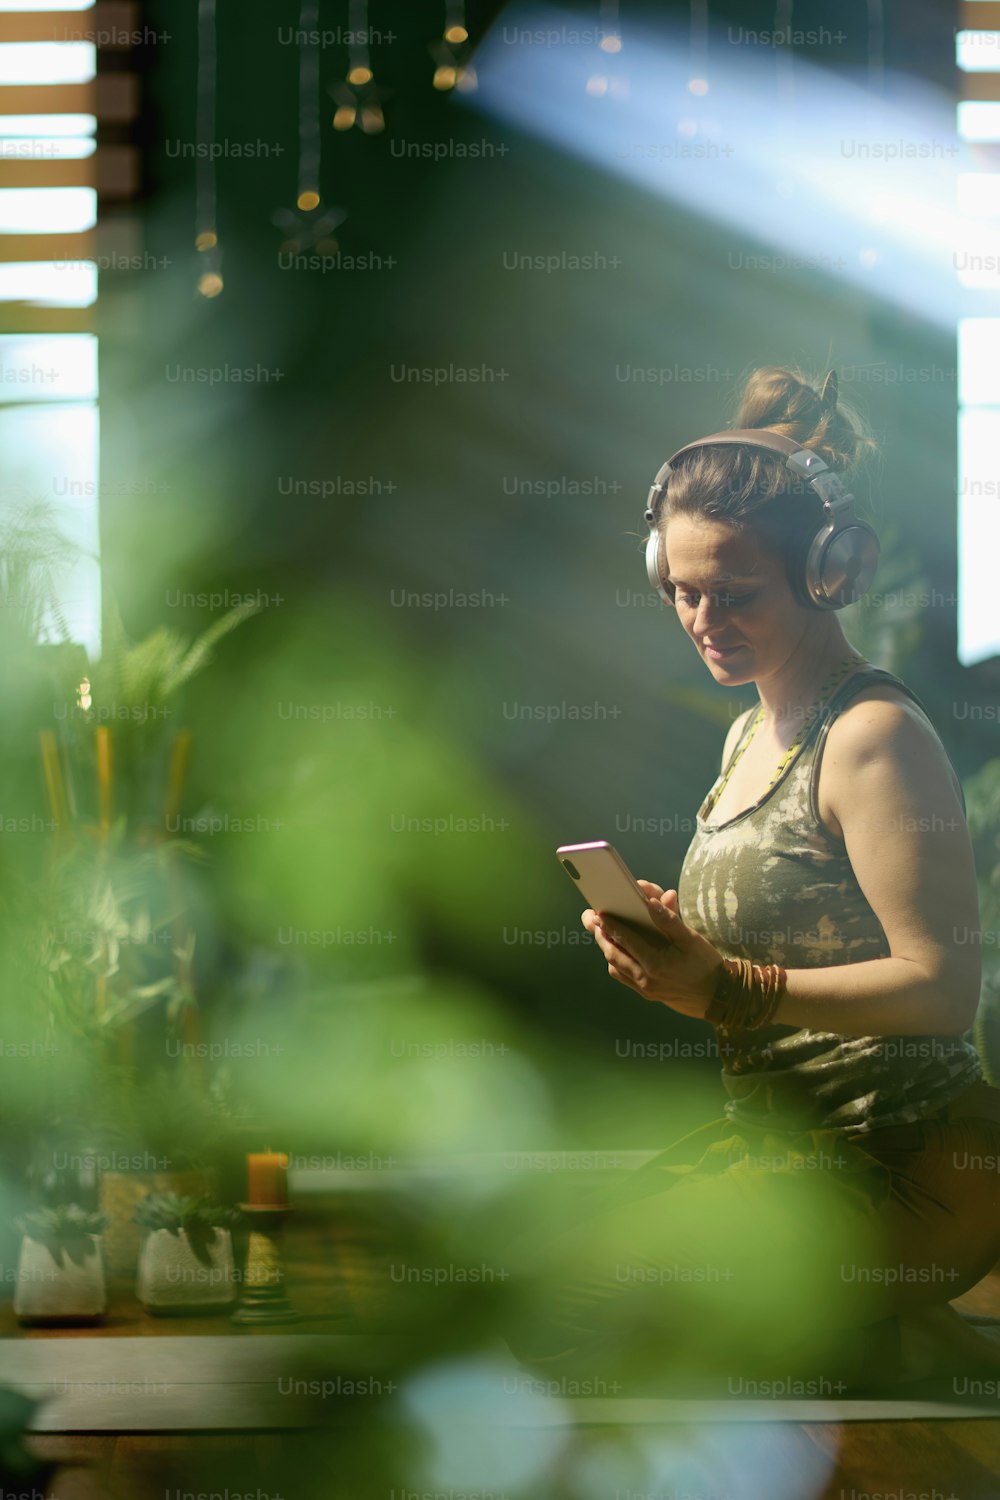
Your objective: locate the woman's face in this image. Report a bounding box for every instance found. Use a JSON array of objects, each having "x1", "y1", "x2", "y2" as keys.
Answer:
[{"x1": 662, "y1": 513, "x2": 806, "y2": 684}]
